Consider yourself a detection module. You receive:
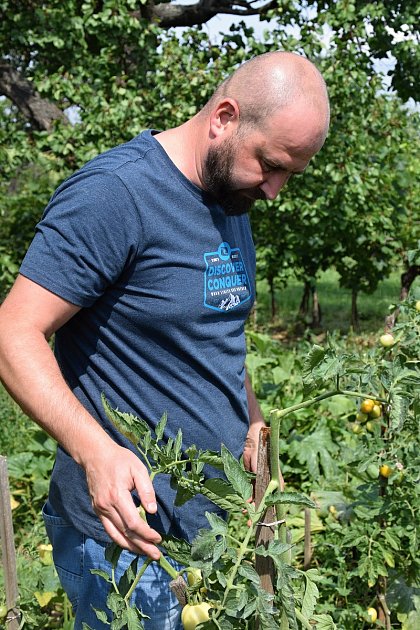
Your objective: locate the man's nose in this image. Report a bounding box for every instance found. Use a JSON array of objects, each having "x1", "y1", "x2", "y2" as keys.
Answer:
[{"x1": 260, "y1": 171, "x2": 291, "y2": 200}]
